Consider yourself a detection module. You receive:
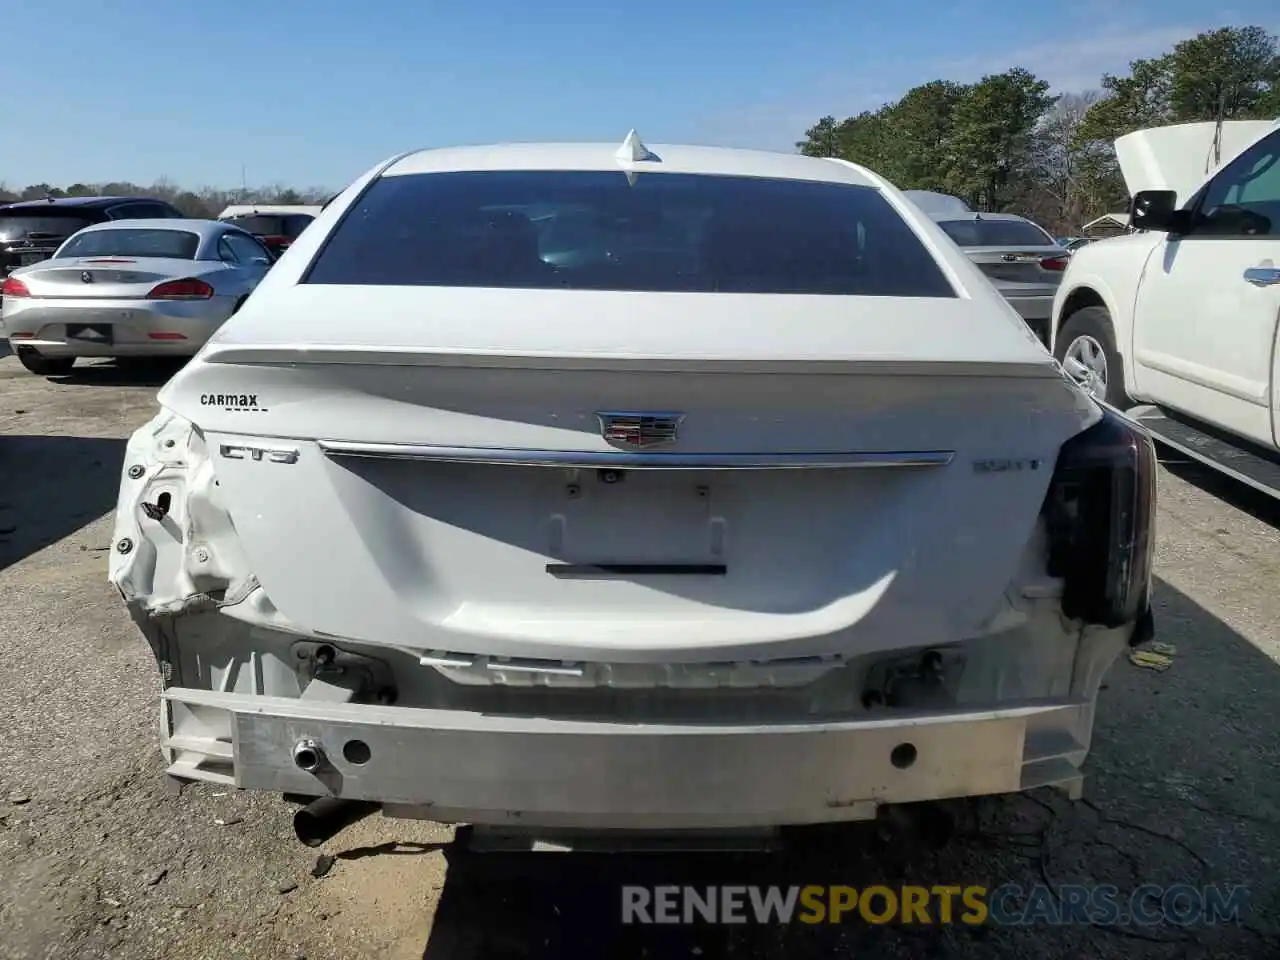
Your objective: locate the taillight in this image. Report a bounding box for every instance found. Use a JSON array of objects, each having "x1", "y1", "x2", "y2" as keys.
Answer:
[
  {"x1": 1039, "y1": 256, "x2": 1069, "y2": 271},
  {"x1": 261, "y1": 235, "x2": 290, "y2": 249},
  {"x1": 2, "y1": 277, "x2": 30, "y2": 297},
  {"x1": 1042, "y1": 408, "x2": 1157, "y2": 631},
  {"x1": 147, "y1": 278, "x2": 214, "y2": 300}
]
